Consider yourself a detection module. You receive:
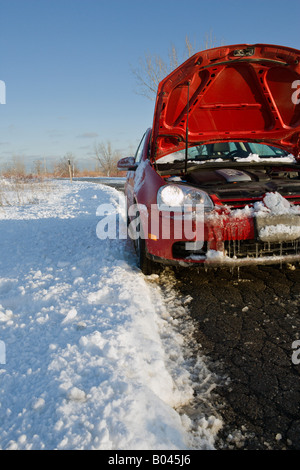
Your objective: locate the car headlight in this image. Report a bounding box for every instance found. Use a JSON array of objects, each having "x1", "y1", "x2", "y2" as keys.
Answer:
[{"x1": 157, "y1": 184, "x2": 214, "y2": 212}]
